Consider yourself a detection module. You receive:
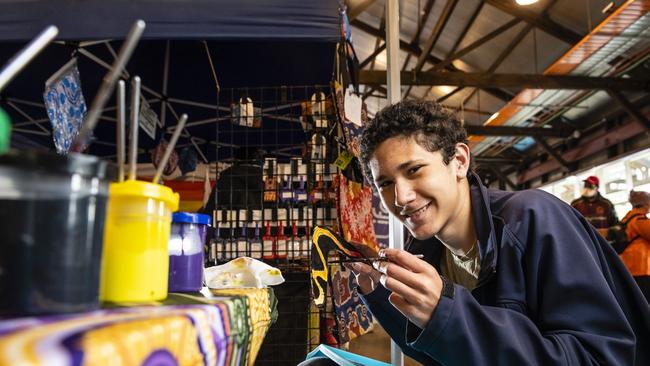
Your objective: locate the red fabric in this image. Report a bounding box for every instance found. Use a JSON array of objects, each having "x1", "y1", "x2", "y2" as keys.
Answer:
[{"x1": 336, "y1": 174, "x2": 379, "y2": 251}]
